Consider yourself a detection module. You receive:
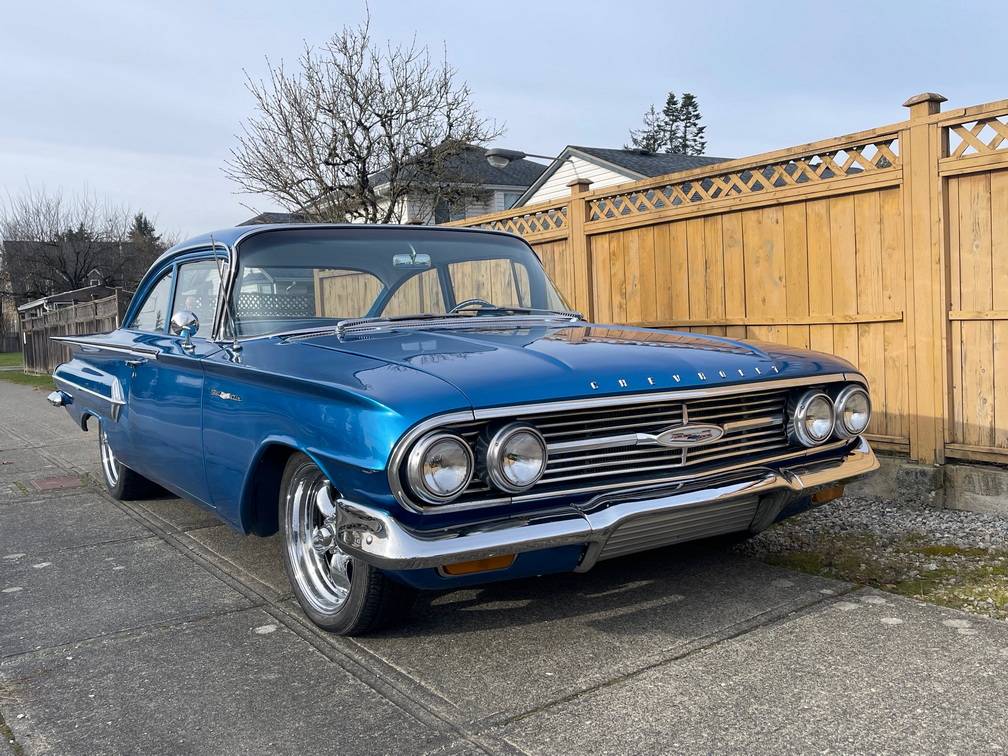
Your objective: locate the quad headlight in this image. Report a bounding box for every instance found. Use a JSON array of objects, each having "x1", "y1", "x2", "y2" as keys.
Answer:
[
  {"x1": 791, "y1": 390, "x2": 836, "y2": 447},
  {"x1": 483, "y1": 423, "x2": 548, "y2": 492},
  {"x1": 834, "y1": 384, "x2": 871, "y2": 438},
  {"x1": 406, "y1": 432, "x2": 474, "y2": 504}
]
